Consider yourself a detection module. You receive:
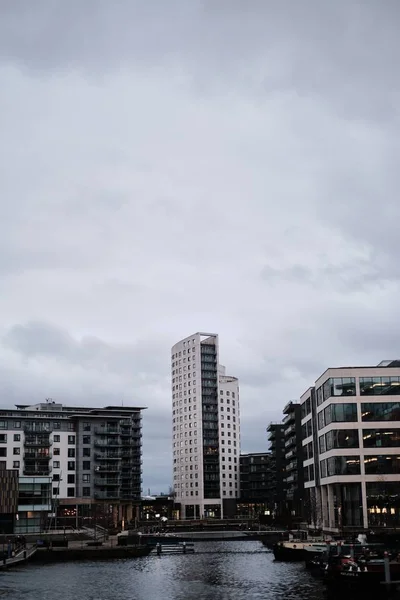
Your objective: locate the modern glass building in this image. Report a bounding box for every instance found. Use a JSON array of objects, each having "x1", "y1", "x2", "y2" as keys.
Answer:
[{"x1": 301, "y1": 360, "x2": 400, "y2": 533}]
